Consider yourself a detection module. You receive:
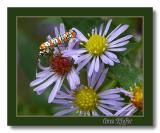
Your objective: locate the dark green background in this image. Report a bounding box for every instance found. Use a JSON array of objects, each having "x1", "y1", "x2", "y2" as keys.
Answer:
[{"x1": 8, "y1": 8, "x2": 153, "y2": 126}]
